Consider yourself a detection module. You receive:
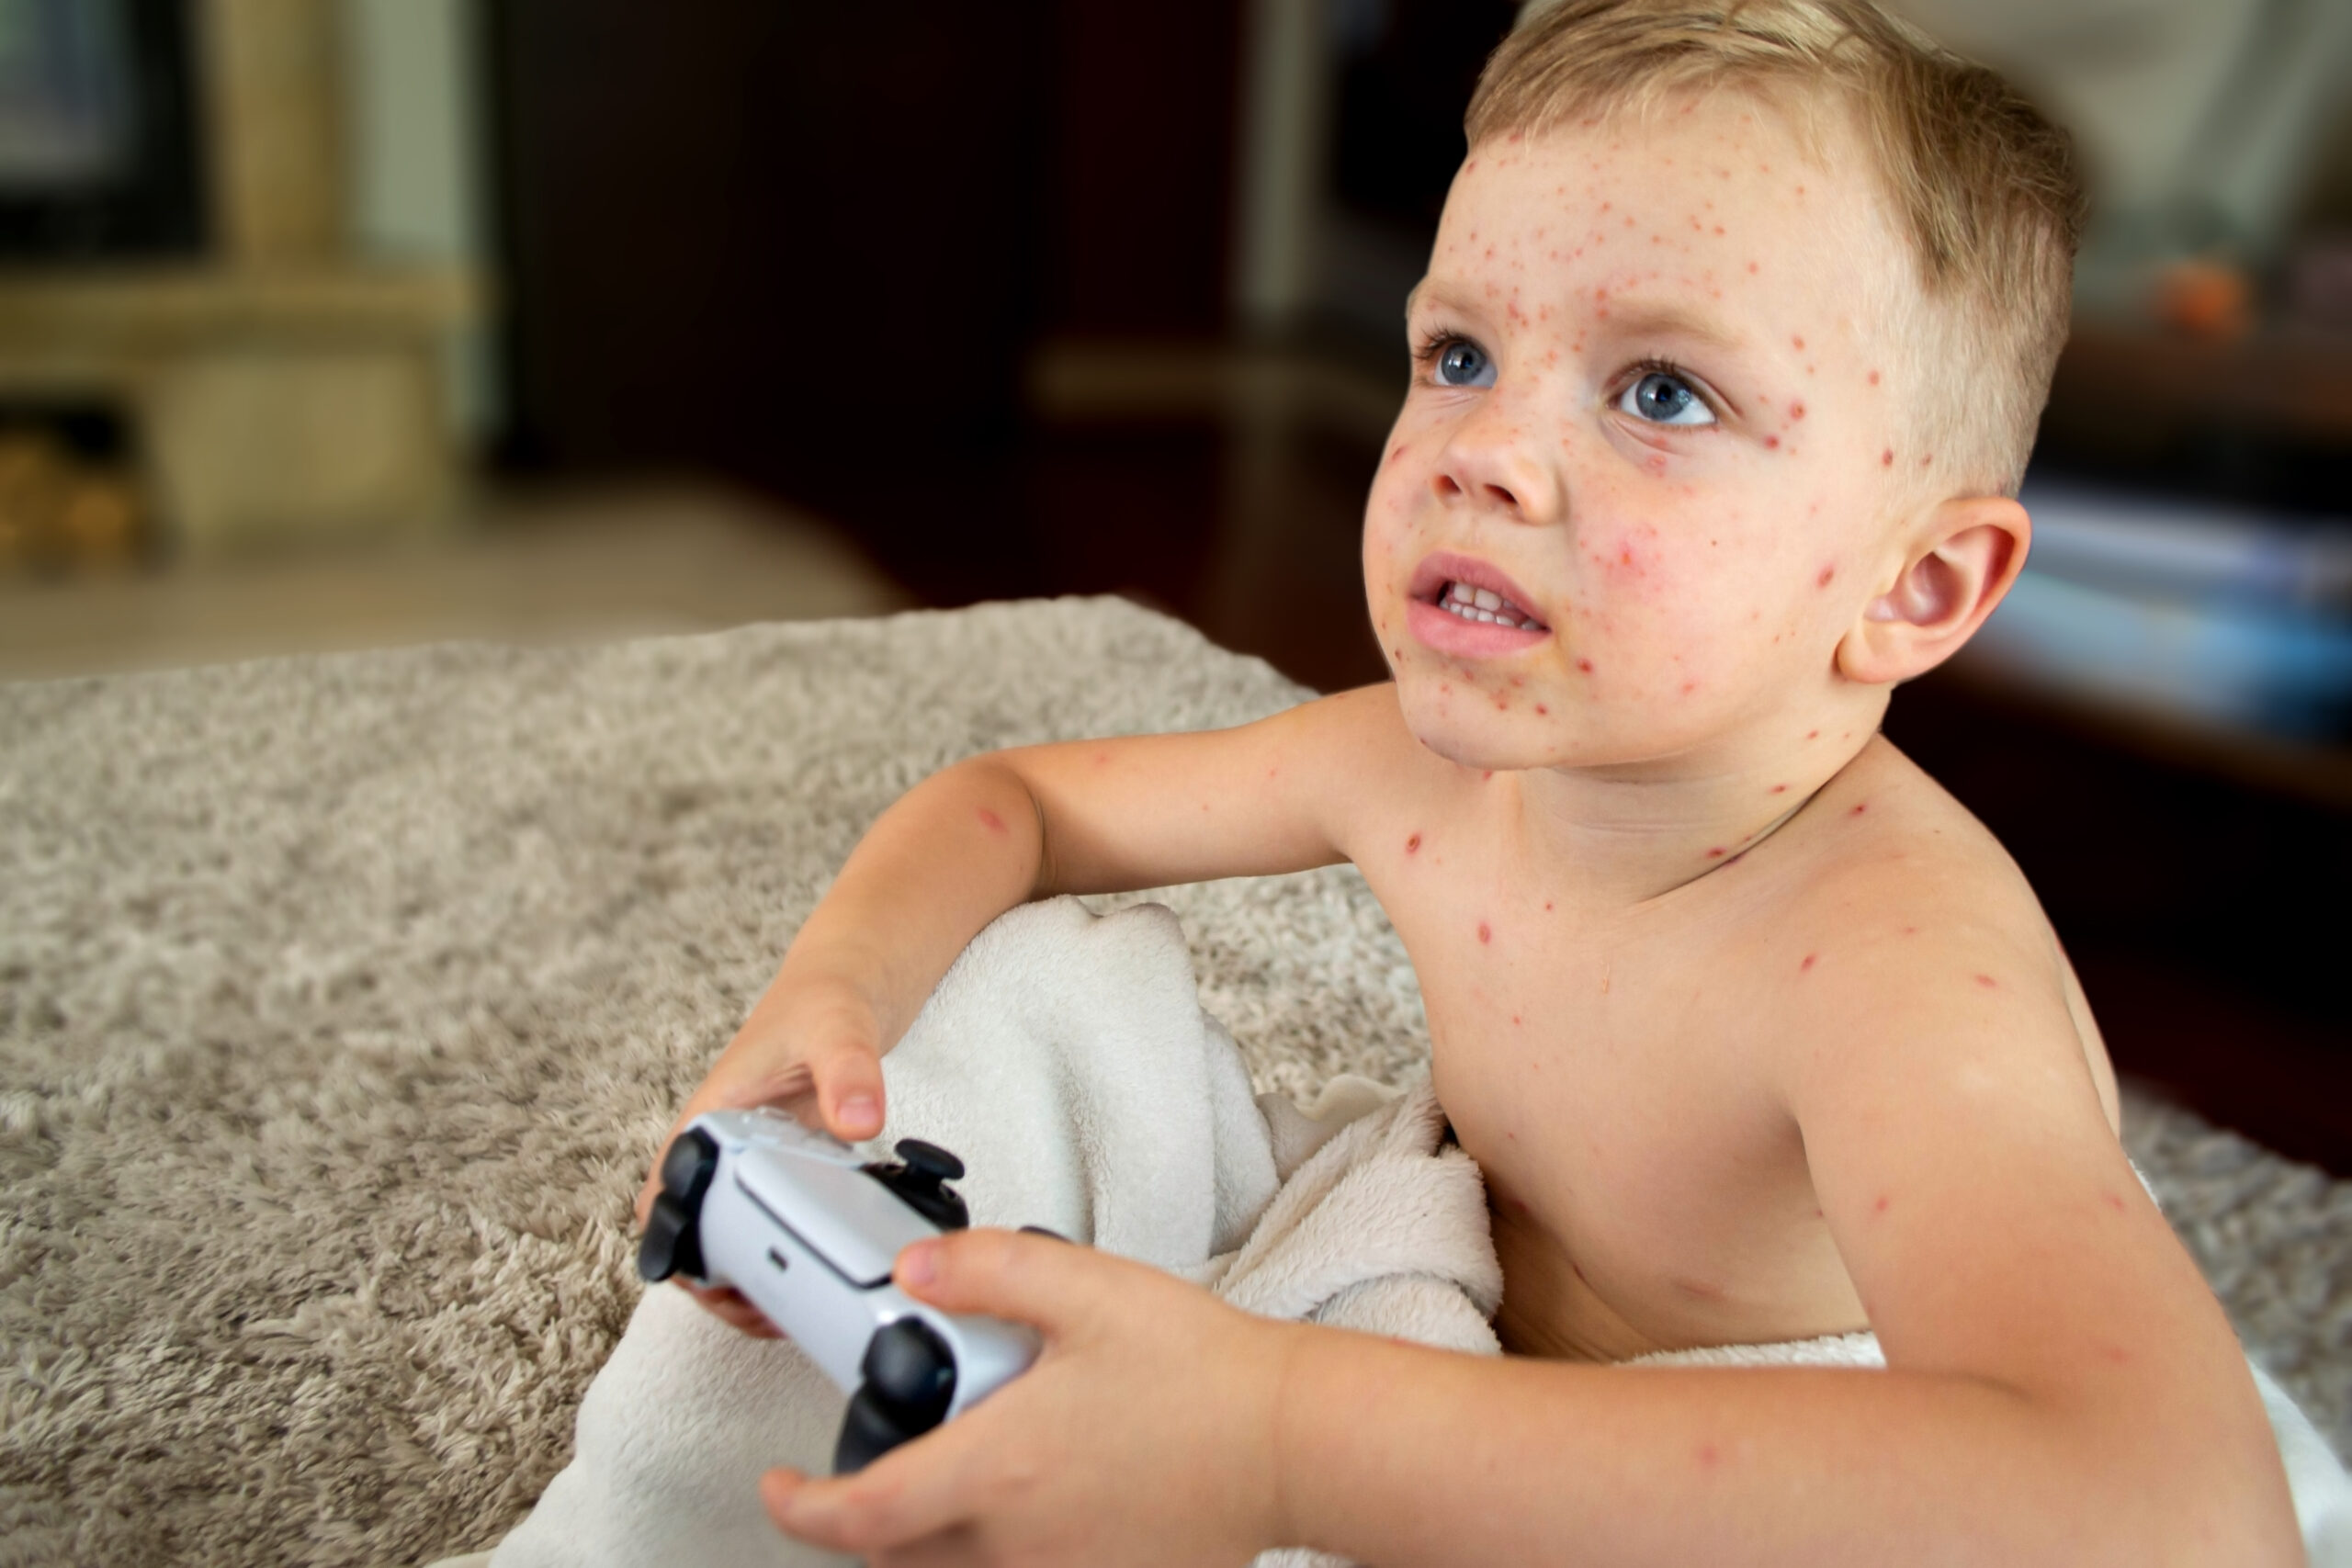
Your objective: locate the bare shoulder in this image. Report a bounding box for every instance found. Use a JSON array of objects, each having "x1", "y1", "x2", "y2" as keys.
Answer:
[{"x1": 1744, "y1": 736, "x2": 2118, "y2": 1130}]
